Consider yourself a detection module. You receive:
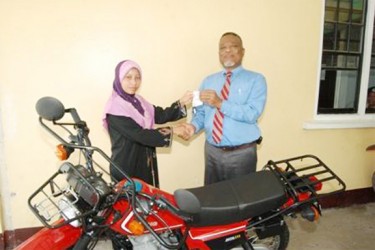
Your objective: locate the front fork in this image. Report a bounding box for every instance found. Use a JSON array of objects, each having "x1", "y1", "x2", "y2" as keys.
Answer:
[{"x1": 72, "y1": 233, "x2": 93, "y2": 250}]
